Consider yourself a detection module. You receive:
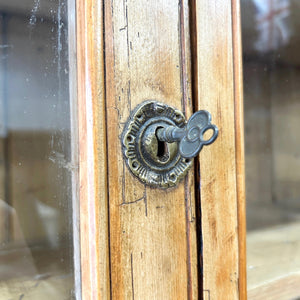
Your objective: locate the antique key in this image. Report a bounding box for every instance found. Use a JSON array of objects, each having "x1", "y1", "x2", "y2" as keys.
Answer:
[{"x1": 156, "y1": 110, "x2": 218, "y2": 159}]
